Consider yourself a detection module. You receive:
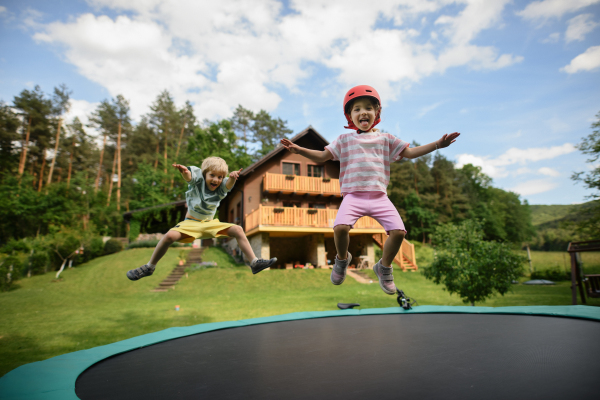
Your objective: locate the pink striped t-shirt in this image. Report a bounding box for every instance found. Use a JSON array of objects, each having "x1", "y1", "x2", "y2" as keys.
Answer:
[{"x1": 325, "y1": 130, "x2": 409, "y2": 194}]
